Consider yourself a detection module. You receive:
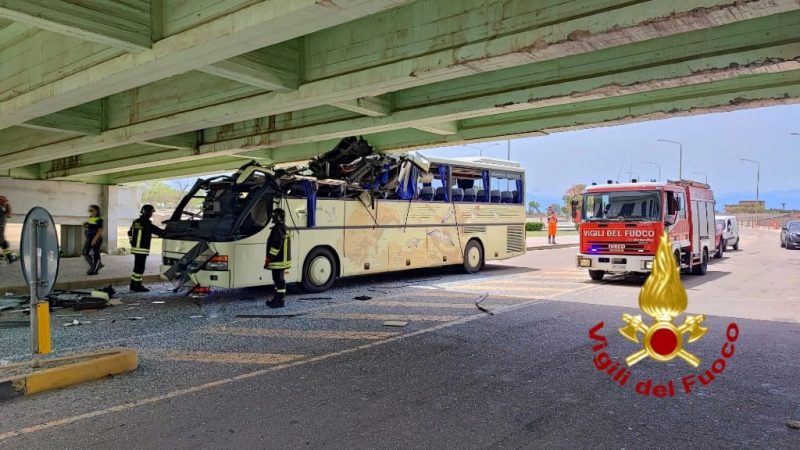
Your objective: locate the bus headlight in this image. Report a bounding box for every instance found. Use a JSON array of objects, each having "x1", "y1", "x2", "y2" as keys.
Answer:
[
  {"x1": 205, "y1": 255, "x2": 229, "y2": 271},
  {"x1": 578, "y1": 257, "x2": 592, "y2": 268},
  {"x1": 642, "y1": 260, "x2": 654, "y2": 270}
]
